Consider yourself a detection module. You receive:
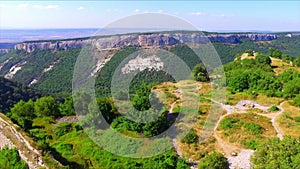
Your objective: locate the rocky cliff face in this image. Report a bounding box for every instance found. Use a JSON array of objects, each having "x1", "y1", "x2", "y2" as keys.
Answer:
[
  {"x1": 14, "y1": 33, "x2": 277, "y2": 53},
  {"x1": 0, "y1": 49, "x2": 12, "y2": 55}
]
